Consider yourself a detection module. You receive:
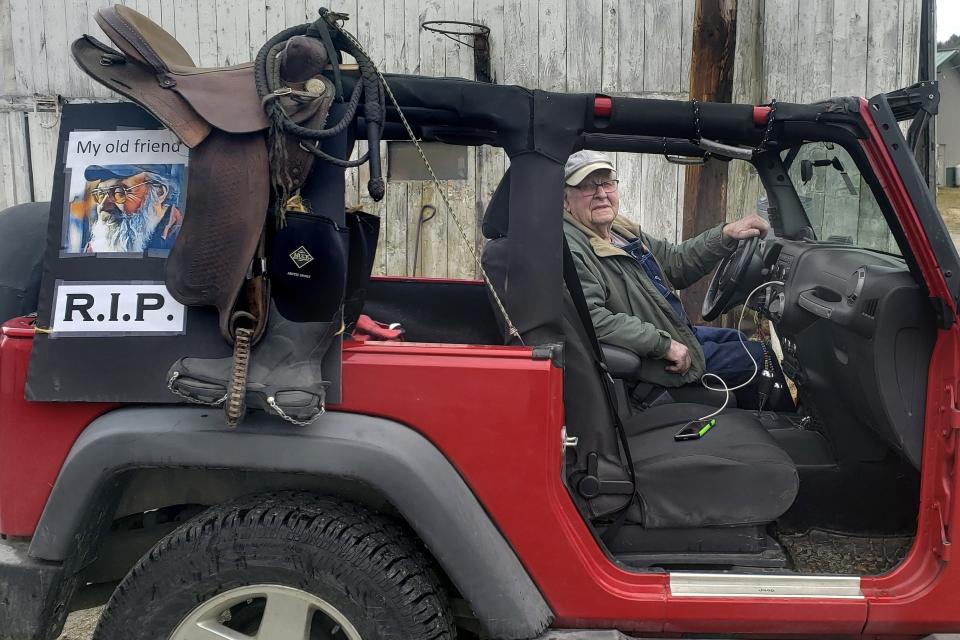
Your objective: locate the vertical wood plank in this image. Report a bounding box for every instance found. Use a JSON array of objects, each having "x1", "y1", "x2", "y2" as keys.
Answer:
[
  {"x1": 382, "y1": 0, "x2": 416, "y2": 275},
  {"x1": 384, "y1": 181, "x2": 409, "y2": 275},
  {"x1": 285, "y1": 0, "x2": 305, "y2": 27},
  {"x1": 265, "y1": 0, "x2": 287, "y2": 40},
  {"x1": 796, "y1": 0, "x2": 833, "y2": 102},
  {"x1": 0, "y1": 0, "x2": 16, "y2": 96},
  {"x1": 43, "y1": 0, "x2": 71, "y2": 96},
  {"x1": 476, "y1": 0, "x2": 504, "y2": 82},
  {"x1": 680, "y1": 0, "x2": 696, "y2": 94},
  {"x1": 600, "y1": 0, "x2": 619, "y2": 92},
  {"x1": 216, "y1": 0, "x2": 252, "y2": 66},
  {"x1": 639, "y1": 155, "x2": 680, "y2": 242},
  {"x1": 762, "y1": 0, "x2": 799, "y2": 101},
  {"x1": 618, "y1": 0, "x2": 643, "y2": 92},
  {"x1": 445, "y1": 0, "x2": 475, "y2": 80},
  {"x1": 14, "y1": 0, "x2": 46, "y2": 94},
  {"x1": 502, "y1": 0, "x2": 538, "y2": 87},
  {"x1": 642, "y1": 0, "x2": 682, "y2": 94},
  {"x1": 445, "y1": 0, "x2": 479, "y2": 279},
  {"x1": 415, "y1": 0, "x2": 446, "y2": 277},
  {"x1": 248, "y1": 1, "x2": 268, "y2": 62},
  {"x1": 85, "y1": 0, "x2": 117, "y2": 98},
  {"x1": 26, "y1": 112, "x2": 60, "y2": 203},
  {"x1": 899, "y1": 0, "x2": 920, "y2": 87},
  {"x1": 172, "y1": 0, "x2": 201, "y2": 63},
  {"x1": 830, "y1": 0, "x2": 868, "y2": 97},
  {"x1": 160, "y1": 0, "x2": 178, "y2": 40},
  {"x1": 566, "y1": 0, "x2": 601, "y2": 92},
  {"x1": 726, "y1": 0, "x2": 763, "y2": 222},
  {"x1": 638, "y1": 0, "x2": 682, "y2": 240},
  {"x1": 616, "y1": 152, "x2": 643, "y2": 226},
  {"x1": 867, "y1": 0, "x2": 901, "y2": 96},
  {"x1": 538, "y1": 0, "x2": 566, "y2": 90},
  {"x1": 0, "y1": 112, "x2": 32, "y2": 207},
  {"x1": 447, "y1": 147, "x2": 478, "y2": 278},
  {"x1": 197, "y1": 0, "x2": 219, "y2": 67},
  {"x1": 65, "y1": 0, "x2": 93, "y2": 96}
]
